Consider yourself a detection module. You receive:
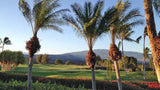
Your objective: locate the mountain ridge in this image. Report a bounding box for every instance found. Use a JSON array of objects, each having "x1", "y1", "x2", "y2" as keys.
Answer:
[{"x1": 24, "y1": 49, "x2": 147, "y2": 64}]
